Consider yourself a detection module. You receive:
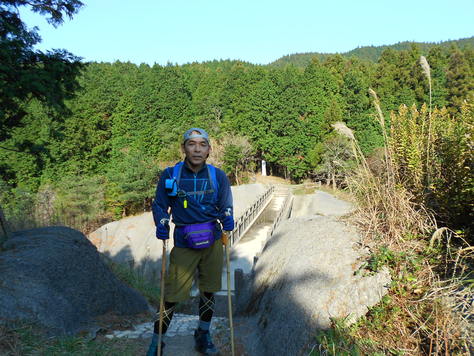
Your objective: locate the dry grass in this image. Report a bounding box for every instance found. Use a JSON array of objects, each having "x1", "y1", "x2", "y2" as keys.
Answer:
[
  {"x1": 254, "y1": 173, "x2": 290, "y2": 185},
  {"x1": 348, "y1": 170, "x2": 433, "y2": 251},
  {"x1": 337, "y1": 85, "x2": 474, "y2": 354}
]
